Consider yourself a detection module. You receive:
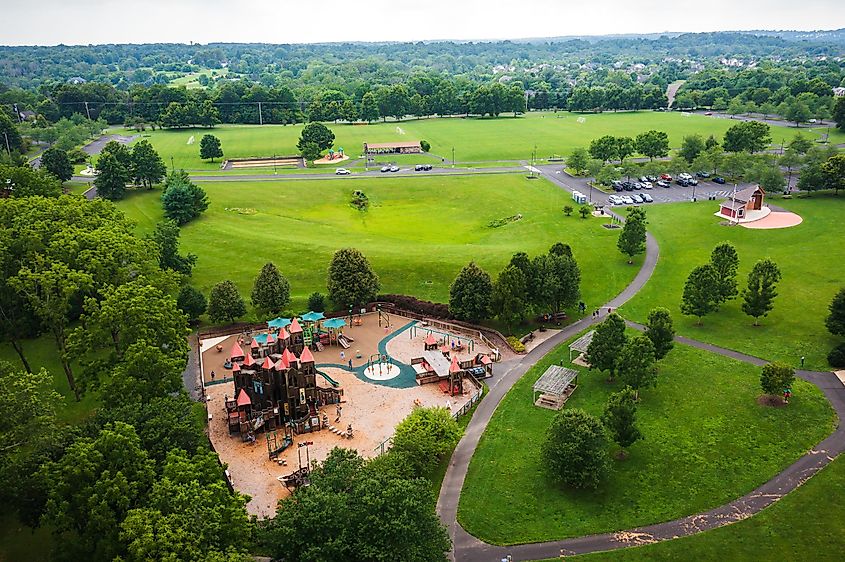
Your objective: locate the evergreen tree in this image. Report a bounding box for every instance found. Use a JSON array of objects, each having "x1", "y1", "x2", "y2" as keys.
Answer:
[
  {"x1": 326, "y1": 248, "x2": 380, "y2": 308},
  {"x1": 645, "y1": 307, "x2": 675, "y2": 360},
  {"x1": 586, "y1": 313, "x2": 627, "y2": 380},
  {"x1": 617, "y1": 207, "x2": 647, "y2": 263},
  {"x1": 742, "y1": 258, "x2": 782, "y2": 325},
  {"x1": 827, "y1": 288, "x2": 845, "y2": 337},
  {"x1": 250, "y1": 262, "x2": 291, "y2": 316},
  {"x1": 307, "y1": 292, "x2": 326, "y2": 312},
  {"x1": 617, "y1": 334, "x2": 658, "y2": 397},
  {"x1": 448, "y1": 262, "x2": 492, "y2": 323},
  {"x1": 199, "y1": 134, "x2": 223, "y2": 162},
  {"x1": 602, "y1": 386, "x2": 643, "y2": 456},
  {"x1": 207, "y1": 280, "x2": 246, "y2": 324},
  {"x1": 492, "y1": 264, "x2": 529, "y2": 332},
  {"x1": 710, "y1": 241, "x2": 739, "y2": 304},
  {"x1": 681, "y1": 264, "x2": 720, "y2": 324},
  {"x1": 40, "y1": 147, "x2": 73, "y2": 182}
]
